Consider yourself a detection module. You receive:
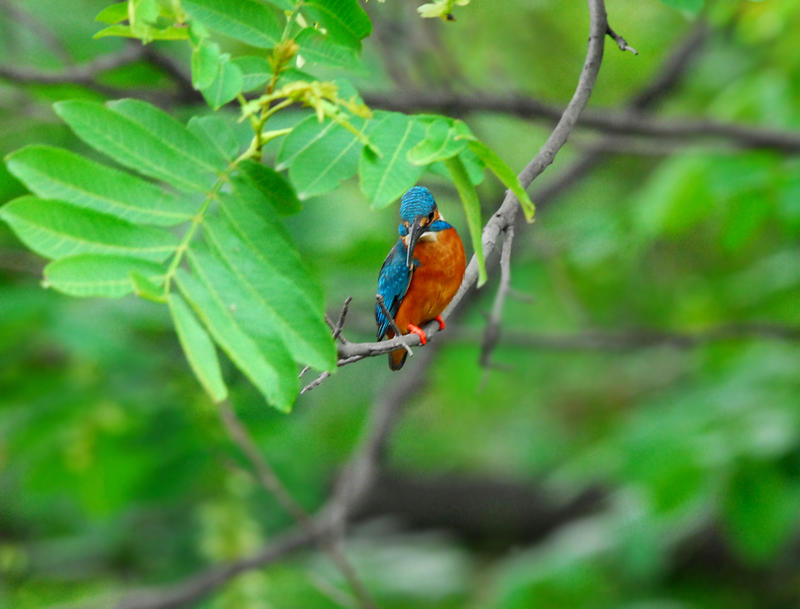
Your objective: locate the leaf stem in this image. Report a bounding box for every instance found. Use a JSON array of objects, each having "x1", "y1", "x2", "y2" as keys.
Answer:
[{"x1": 161, "y1": 151, "x2": 249, "y2": 295}]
